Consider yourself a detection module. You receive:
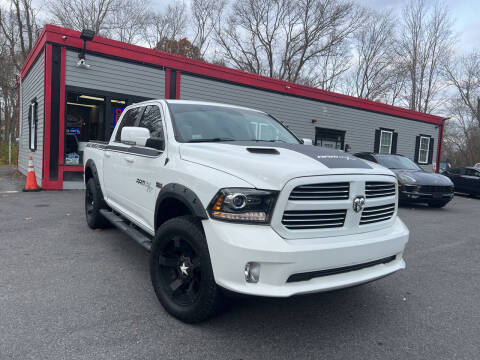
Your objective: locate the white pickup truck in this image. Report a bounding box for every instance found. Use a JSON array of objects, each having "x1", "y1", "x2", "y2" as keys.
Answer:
[{"x1": 84, "y1": 99, "x2": 409, "y2": 323}]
